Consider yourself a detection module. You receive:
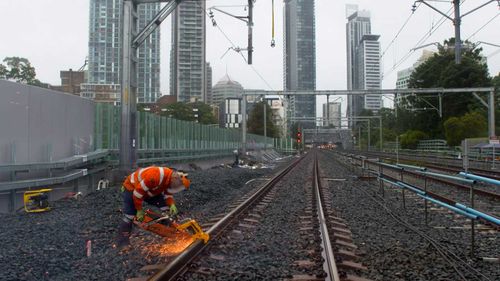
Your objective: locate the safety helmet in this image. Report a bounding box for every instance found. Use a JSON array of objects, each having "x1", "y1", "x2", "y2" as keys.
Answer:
[{"x1": 167, "y1": 171, "x2": 190, "y2": 193}]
